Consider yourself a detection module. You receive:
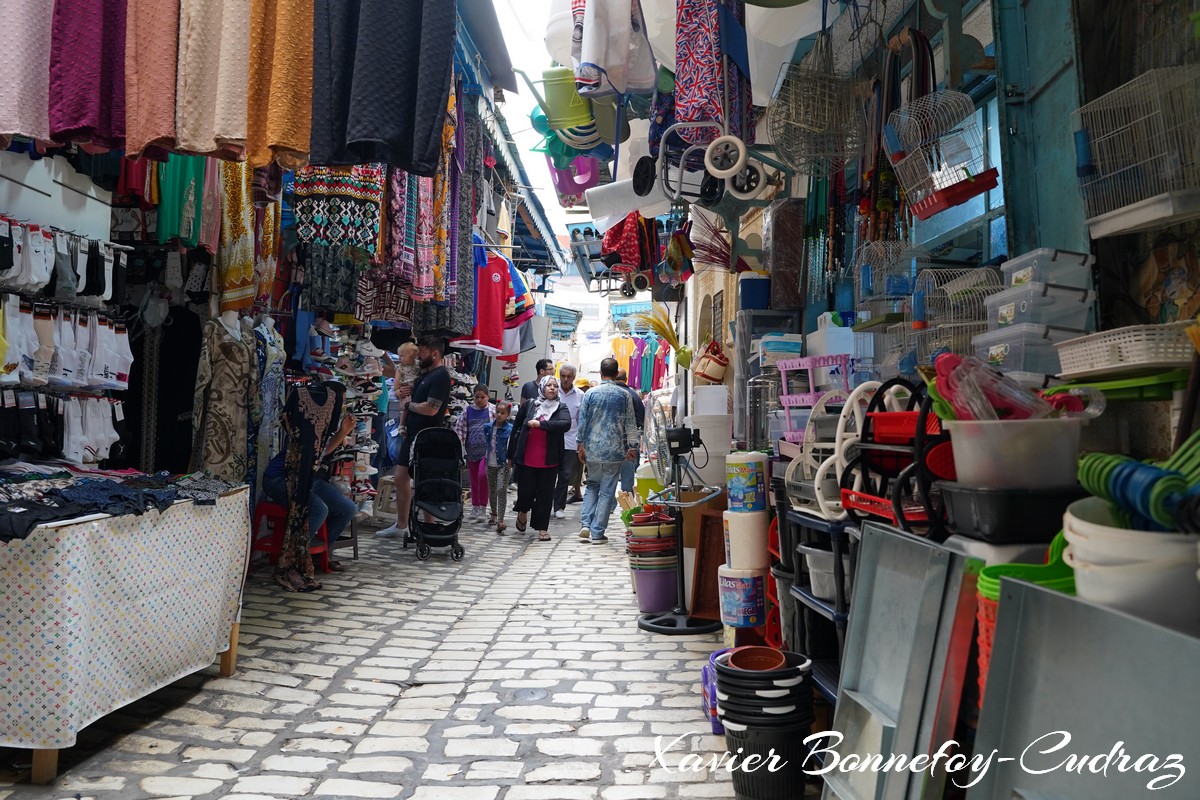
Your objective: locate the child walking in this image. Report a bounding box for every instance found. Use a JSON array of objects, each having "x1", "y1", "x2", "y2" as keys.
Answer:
[
  {"x1": 455, "y1": 385, "x2": 494, "y2": 520},
  {"x1": 483, "y1": 401, "x2": 514, "y2": 533}
]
